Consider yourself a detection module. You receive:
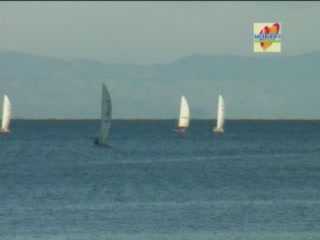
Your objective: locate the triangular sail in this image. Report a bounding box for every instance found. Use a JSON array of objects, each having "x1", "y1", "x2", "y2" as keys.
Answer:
[
  {"x1": 1, "y1": 95, "x2": 11, "y2": 132},
  {"x1": 214, "y1": 95, "x2": 225, "y2": 131},
  {"x1": 178, "y1": 95, "x2": 190, "y2": 128},
  {"x1": 99, "y1": 83, "x2": 112, "y2": 143}
]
